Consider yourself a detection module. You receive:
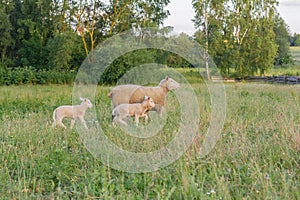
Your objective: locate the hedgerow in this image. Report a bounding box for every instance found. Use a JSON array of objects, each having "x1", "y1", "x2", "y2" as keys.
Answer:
[{"x1": 0, "y1": 66, "x2": 76, "y2": 85}]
